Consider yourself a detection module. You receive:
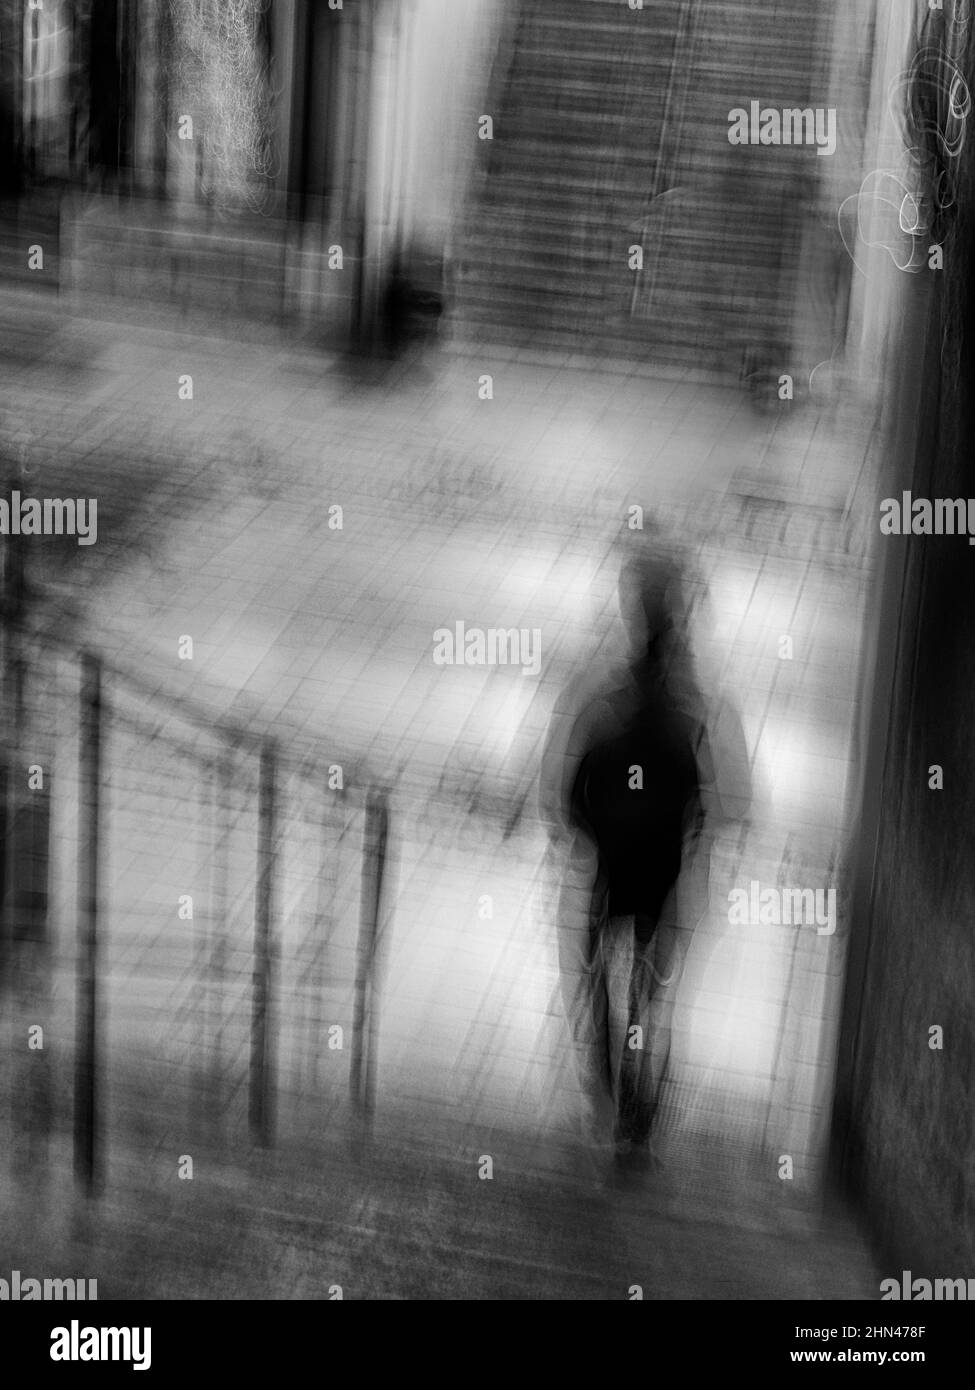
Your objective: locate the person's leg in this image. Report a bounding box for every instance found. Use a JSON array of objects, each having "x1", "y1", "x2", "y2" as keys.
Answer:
[
  {"x1": 617, "y1": 887, "x2": 685, "y2": 1148},
  {"x1": 555, "y1": 835, "x2": 615, "y2": 1142},
  {"x1": 600, "y1": 912, "x2": 637, "y2": 1101}
]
